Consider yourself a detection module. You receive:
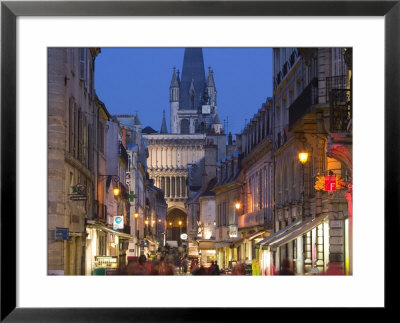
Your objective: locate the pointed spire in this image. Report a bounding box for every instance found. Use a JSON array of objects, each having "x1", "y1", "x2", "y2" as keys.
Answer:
[
  {"x1": 207, "y1": 66, "x2": 216, "y2": 88},
  {"x1": 134, "y1": 110, "x2": 141, "y2": 126},
  {"x1": 176, "y1": 69, "x2": 181, "y2": 85},
  {"x1": 179, "y1": 48, "x2": 206, "y2": 110},
  {"x1": 160, "y1": 110, "x2": 168, "y2": 134},
  {"x1": 170, "y1": 67, "x2": 179, "y2": 88}
]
